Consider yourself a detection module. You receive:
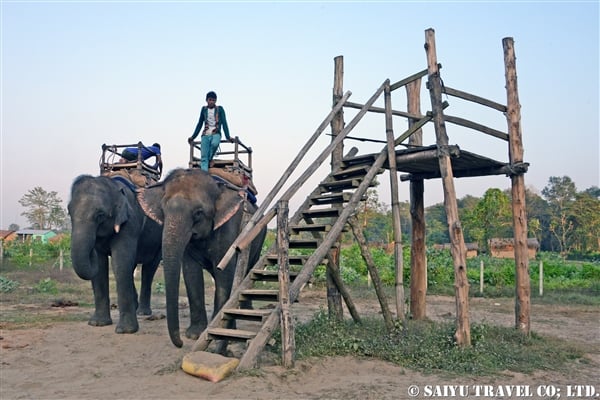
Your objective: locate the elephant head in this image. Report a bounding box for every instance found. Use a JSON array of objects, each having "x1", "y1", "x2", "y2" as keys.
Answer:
[
  {"x1": 68, "y1": 175, "x2": 133, "y2": 280},
  {"x1": 138, "y1": 168, "x2": 247, "y2": 347}
]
